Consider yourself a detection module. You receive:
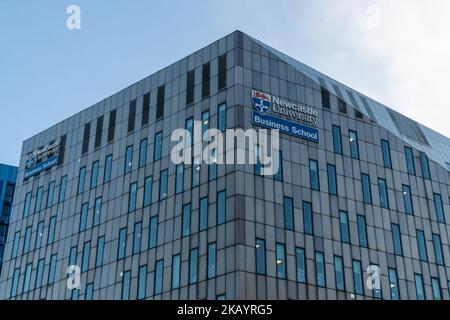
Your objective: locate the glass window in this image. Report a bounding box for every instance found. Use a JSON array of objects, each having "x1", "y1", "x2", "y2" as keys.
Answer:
[
  {"x1": 414, "y1": 274, "x2": 425, "y2": 300},
  {"x1": 327, "y1": 164, "x2": 337, "y2": 195},
  {"x1": 23, "y1": 263, "x2": 32, "y2": 292},
  {"x1": 353, "y1": 260, "x2": 364, "y2": 295},
  {"x1": 48, "y1": 254, "x2": 57, "y2": 284},
  {"x1": 11, "y1": 268, "x2": 20, "y2": 297},
  {"x1": 218, "y1": 103, "x2": 226, "y2": 132},
  {"x1": 35, "y1": 186, "x2": 43, "y2": 213},
  {"x1": 402, "y1": 184, "x2": 413, "y2": 215},
  {"x1": 175, "y1": 164, "x2": 184, "y2": 194},
  {"x1": 217, "y1": 190, "x2": 226, "y2": 225},
  {"x1": 78, "y1": 167, "x2": 86, "y2": 194},
  {"x1": 23, "y1": 226, "x2": 32, "y2": 254},
  {"x1": 81, "y1": 241, "x2": 91, "y2": 272},
  {"x1": 381, "y1": 140, "x2": 392, "y2": 168},
  {"x1": 154, "y1": 260, "x2": 164, "y2": 295},
  {"x1": 334, "y1": 256, "x2": 345, "y2": 291},
  {"x1": 416, "y1": 230, "x2": 428, "y2": 262},
  {"x1": 139, "y1": 139, "x2": 148, "y2": 168},
  {"x1": 59, "y1": 176, "x2": 68, "y2": 203},
  {"x1": 79, "y1": 203, "x2": 88, "y2": 231},
  {"x1": 420, "y1": 152, "x2": 431, "y2": 179},
  {"x1": 124, "y1": 145, "x2": 133, "y2": 174},
  {"x1": 255, "y1": 145, "x2": 262, "y2": 176},
  {"x1": 86, "y1": 283, "x2": 94, "y2": 300},
  {"x1": 431, "y1": 277, "x2": 441, "y2": 300},
  {"x1": 149, "y1": 216, "x2": 158, "y2": 249},
  {"x1": 361, "y1": 173, "x2": 372, "y2": 204},
  {"x1": 218, "y1": 54, "x2": 227, "y2": 90},
  {"x1": 432, "y1": 234, "x2": 444, "y2": 266},
  {"x1": 273, "y1": 150, "x2": 283, "y2": 181},
  {"x1": 356, "y1": 215, "x2": 368, "y2": 247},
  {"x1": 47, "y1": 181, "x2": 55, "y2": 208},
  {"x1": 388, "y1": 268, "x2": 400, "y2": 300},
  {"x1": 339, "y1": 211, "x2": 350, "y2": 243},
  {"x1": 93, "y1": 197, "x2": 102, "y2": 226},
  {"x1": 284, "y1": 197, "x2": 294, "y2": 230},
  {"x1": 71, "y1": 288, "x2": 79, "y2": 300},
  {"x1": 309, "y1": 159, "x2": 319, "y2": 191},
  {"x1": 349, "y1": 130, "x2": 359, "y2": 159},
  {"x1": 202, "y1": 111, "x2": 210, "y2": 137},
  {"x1": 35, "y1": 221, "x2": 44, "y2": 249},
  {"x1": 128, "y1": 182, "x2": 137, "y2": 212},
  {"x1": 69, "y1": 246, "x2": 77, "y2": 266},
  {"x1": 186, "y1": 70, "x2": 195, "y2": 104},
  {"x1": 199, "y1": 197, "x2": 208, "y2": 231},
  {"x1": 23, "y1": 191, "x2": 32, "y2": 217},
  {"x1": 207, "y1": 242, "x2": 216, "y2": 279},
  {"x1": 296, "y1": 248, "x2": 306, "y2": 283},
  {"x1": 172, "y1": 254, "x2": 181, "y2": 289},
  {"x1": 182, "y1": 204, "x2": 191, "y2": 237},
  {"x1": 96, "y1": 236, "x2": 105, "y2": 267},
  {"x1": 121, "y1": 270, "x2": 131, "y2": 300},
  {"x1": 202, "y1": 62, "x2": 210, "y2": 98},
  {"x1": 303, "y1": 201, "x2": 313, "y2": 235},
  {"x1": 315, "y1": 252, "x2": 326, "y2": 287},
  {"x1": 192, "y1": 160, "x2": 200, "y2": 187},
  {"x1": 144, "y1": 176, "x2": 152, "y2": 206},
  {"x1": 378, "y1": 178, "x2": 389, "y2": 209},
  {"x1": 404, "y1": 147, "x2": 415, "y2": 175},
  {"x1": 321, "y1": 87, "x2": 330, "y2": 108},
  {"x1": 133, "y1": 222, "x2": 142, "y2": 254},
  {"x1": 433, "y1": 193, "x2": 445, "y2": 223},
  {"x1": 276, "y1": 243, "x2": 286, "y2": 279},
  {"x1": 156, "y1": 85, "x2": 165, "y2": 119},
  {"x1": 118, "y1": 228, "x2": 126, "y2": 260},
  {"x1": 90, "y1": 161, "x2": 99, "y2": 189},
  {"x1": 392, "y1": 223, "x2": 403, "y2": 255},
  {"x1": 185, "y1": 118, "x2": 193, "y2": 147},
  {"x1": 35, "y1": 258, "x2": 45, "y2": 288},
  {"x1": 332, "y1": 125, "x2": 343, "y2": 155},
  {"x1": 159, "y1": 169, "x2": 168, "y2": 200},
  {"x1": 189, "y1": 248, "x2": 198, "y2": 284},
  {"x1": 154, "y1": 132, "x2": 163, "y2": 161},
  {"x1": 138, "y1": 265, "x2": 147, "y2": 299},
  {"x1": 11, "y1": 231, "x2": 20, "y2": 258},
  {"x1": 255, "y1": 239, "x2": 266, "y2": 275},
  {"x1": 104, "y1": 155, "x2": 112, "y2": 183},
  {"x1": 209, "y1": 149, "x2": 217, "y2": 181}
]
